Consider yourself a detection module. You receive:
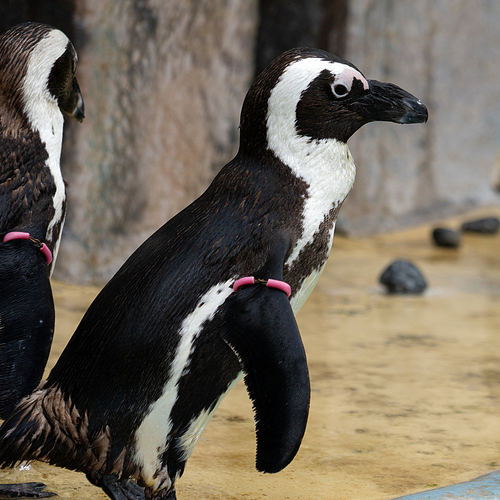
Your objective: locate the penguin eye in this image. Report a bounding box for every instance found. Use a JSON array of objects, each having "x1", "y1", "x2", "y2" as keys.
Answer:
[
  {"x1": 333, "y1": 84, "x2": 348, "y2": 97},
  {"x1": 331, "y1": 75, "x2": 353, "y2": 99}
]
